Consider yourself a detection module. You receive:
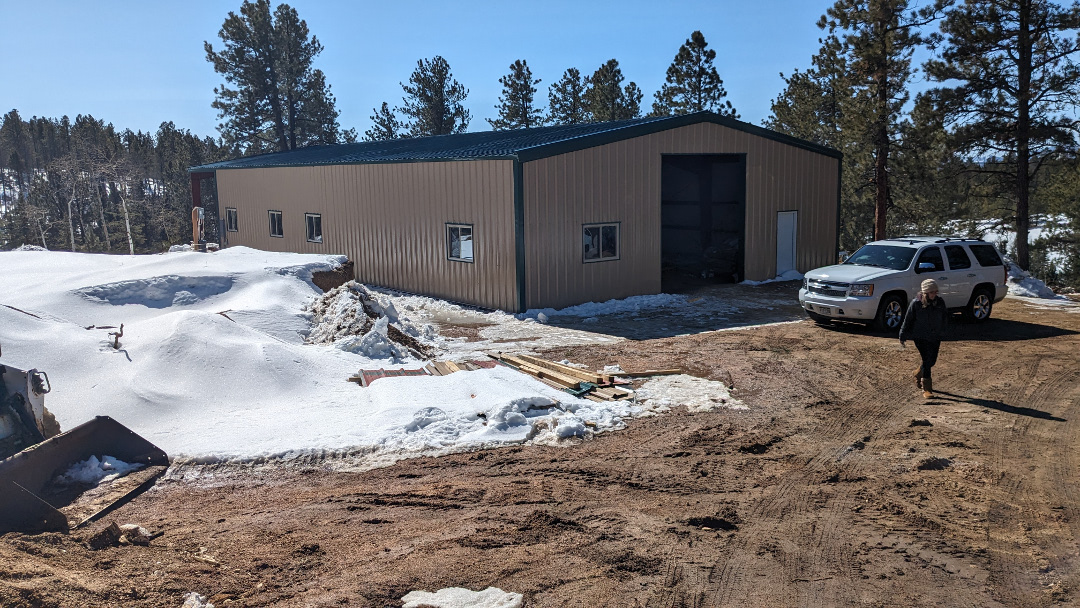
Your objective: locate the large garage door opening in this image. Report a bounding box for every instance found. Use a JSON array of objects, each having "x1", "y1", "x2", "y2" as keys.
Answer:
[{"x1": 661, "y1": 154, "x2": 746, "y2": 291}]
